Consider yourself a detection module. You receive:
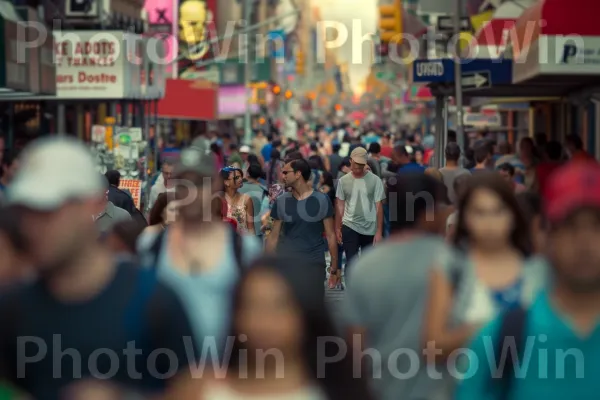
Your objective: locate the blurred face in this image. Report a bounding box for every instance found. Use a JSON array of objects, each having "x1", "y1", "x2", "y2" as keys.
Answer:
[
  {"x1": 20, "y1": 199, "x2": 99, "y2": 272},
  {"x1": 235, "y1": 269, "x2": 303, "y2": 352},
  {"x1": 414, "y1": 150, "x2": 423, "y2": 164},
  {"x1": 547, "y1": 208, "x2": 600, "y2": 292},
  {"x1": 3, "y1": 159, "x2": 19, "y2": 183},
  {"x1": 224, "y1": 170, "x2": 242, "y2": 190},
  {"x1": 162, "y1": 200, "x2": 180, "y2": 225},
  {"x1": 350, "y1": 159, "x2": 365, "y2": 175},
  {"x1": 241, "y1": 152, "x2": 249, "y2": 161},
  {"x1": 281, "y1": 162, "x2": 299, "y2": 188},
  {"x1": 176, "y1": 172, "x2": 215, "y2": 222},
  {"x1": 499, "y1": 169, "x2": 513, "y2": 183},
  {"x1": 464, "y1": 188, "x2": 514, "y2": 245},
  {"x1": 162, "y1": 164, "x2": 174, "y2": 186}
]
